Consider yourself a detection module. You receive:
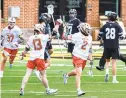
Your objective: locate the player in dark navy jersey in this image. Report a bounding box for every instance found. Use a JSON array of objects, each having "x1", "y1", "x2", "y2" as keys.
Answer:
[
  {"x1": 67, "y1": 9, "x2": 81, "y2": 53},
  {"x1": 97, "y1": 12, "x2": 125, "y2": 83}
]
